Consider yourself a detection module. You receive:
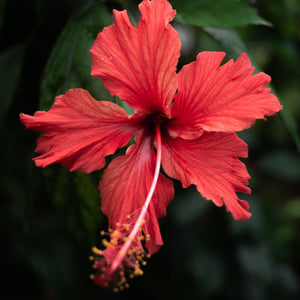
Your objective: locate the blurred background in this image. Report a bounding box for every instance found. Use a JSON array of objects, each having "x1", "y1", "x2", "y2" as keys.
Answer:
[{"x1": 1, "y1": 0, "x2": 299, "y2": 299}]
